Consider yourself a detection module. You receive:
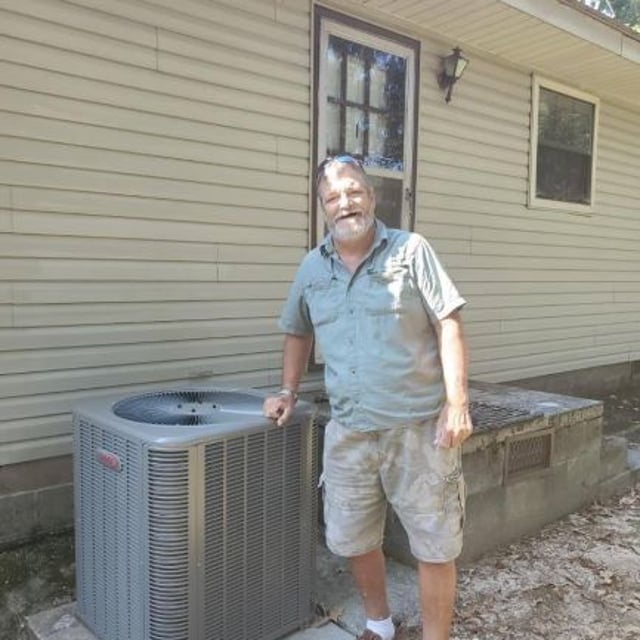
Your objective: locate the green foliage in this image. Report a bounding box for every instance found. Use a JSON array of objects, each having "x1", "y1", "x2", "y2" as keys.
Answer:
[{"x1": 609, "y1": 0, "x2": 640, "y2": 28}]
